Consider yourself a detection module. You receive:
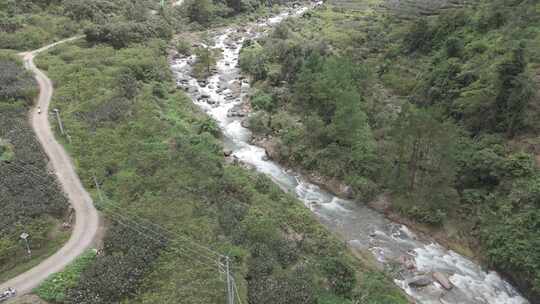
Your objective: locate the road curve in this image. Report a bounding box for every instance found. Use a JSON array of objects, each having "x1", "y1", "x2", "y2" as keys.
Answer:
[{"x1": 0, "y1": 37, "x2": 101, "y2": 296}]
